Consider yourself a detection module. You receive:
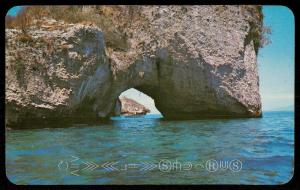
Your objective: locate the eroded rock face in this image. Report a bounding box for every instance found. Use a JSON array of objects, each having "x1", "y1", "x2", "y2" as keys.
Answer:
[
  {"x1": 5, "y1": 6, "x2": 262, "y2": 128},
  {"x1": 115, "y1": 97, "x2": 150, "y2": 116}
]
